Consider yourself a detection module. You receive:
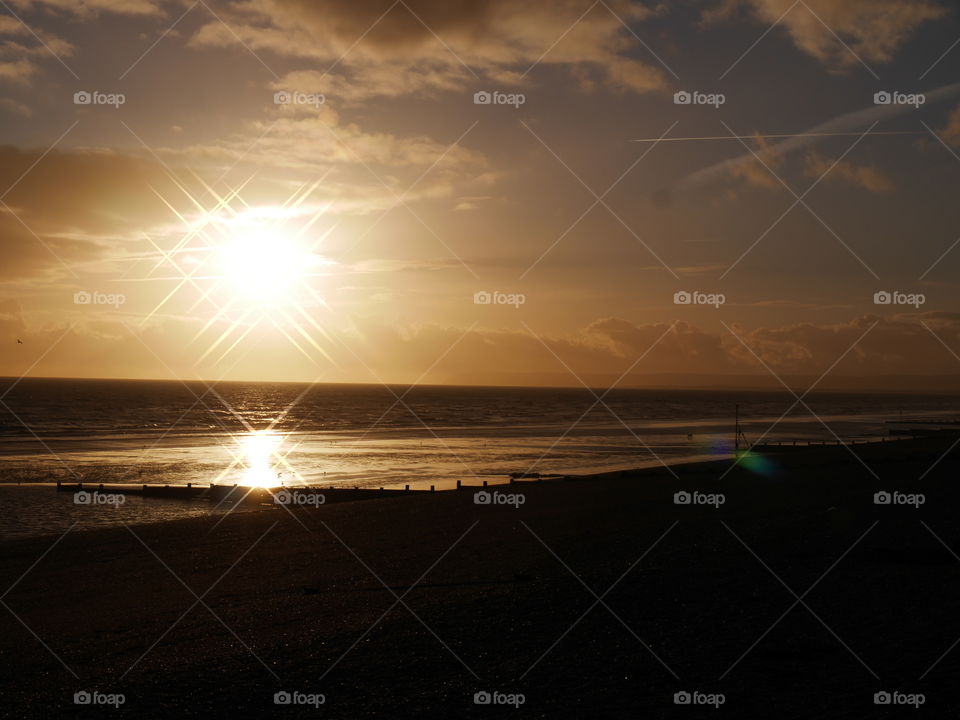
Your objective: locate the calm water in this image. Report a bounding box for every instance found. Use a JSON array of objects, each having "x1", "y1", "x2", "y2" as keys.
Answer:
[{"x1": 1, "y1": 379, "x2": 957, "y2": 494}]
